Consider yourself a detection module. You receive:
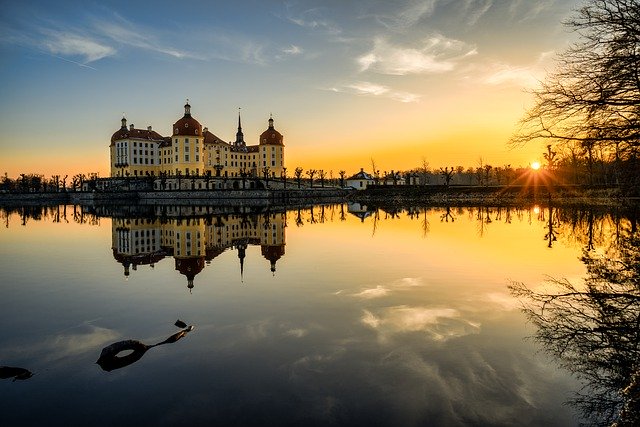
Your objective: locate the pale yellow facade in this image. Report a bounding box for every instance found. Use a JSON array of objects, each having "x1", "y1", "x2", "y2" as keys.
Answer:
[
  {"x1": 111, "y1": 211, "x2": 286, "y2": 288},
  {"x1": 110, "y1": 104, "x2": 285, "y2": 180}
]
